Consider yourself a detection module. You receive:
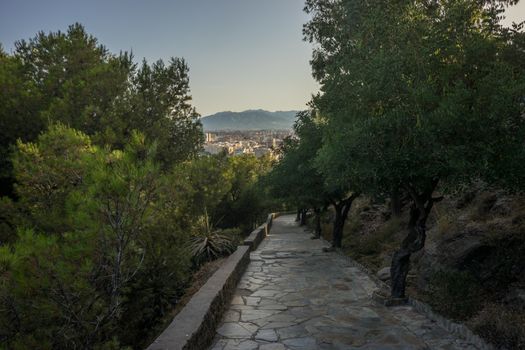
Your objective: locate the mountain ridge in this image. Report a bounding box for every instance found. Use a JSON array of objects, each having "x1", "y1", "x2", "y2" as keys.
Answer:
[{"x1": 200, "y1": 109, "x2": 299, "y2": 131}]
